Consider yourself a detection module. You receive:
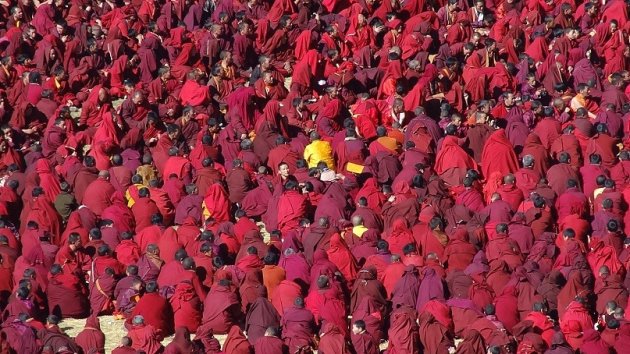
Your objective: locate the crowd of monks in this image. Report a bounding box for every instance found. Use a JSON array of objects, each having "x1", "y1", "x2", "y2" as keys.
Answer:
[{"x1": 2, "y1": 0, "x2": 630, "y2": 352}]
